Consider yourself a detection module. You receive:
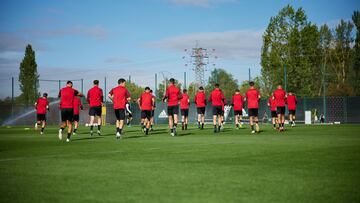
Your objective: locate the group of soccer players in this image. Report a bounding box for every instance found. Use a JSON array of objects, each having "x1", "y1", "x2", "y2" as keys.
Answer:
[{"x1": 34, "y1": 77, "x2": 297, "y2": 142}]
